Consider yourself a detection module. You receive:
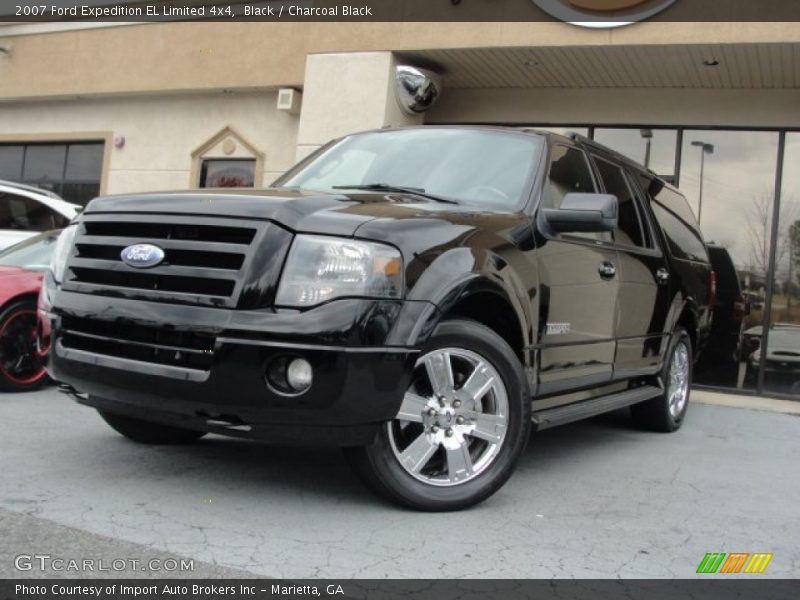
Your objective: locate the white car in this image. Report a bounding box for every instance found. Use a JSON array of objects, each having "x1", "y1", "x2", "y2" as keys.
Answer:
[{"x1": 0, "y1": 180, "x2": 80, "y2": 250}]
